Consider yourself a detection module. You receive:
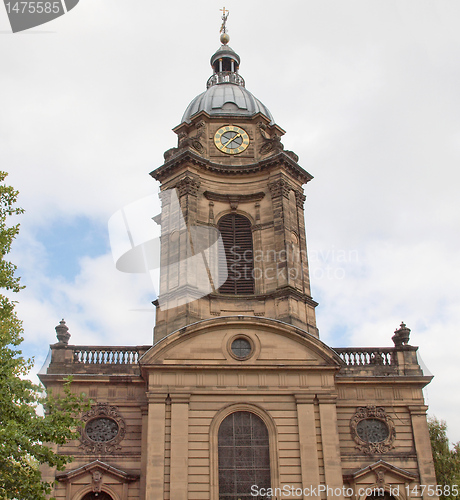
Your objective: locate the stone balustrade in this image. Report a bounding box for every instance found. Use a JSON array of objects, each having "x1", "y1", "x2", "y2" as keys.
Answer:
[
  {"x1": 334, "y1": 347, "x2": 396, "y2": 367},
  {"x1": 72, "y1": 346, "x2": 142, "y2": 365}
]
